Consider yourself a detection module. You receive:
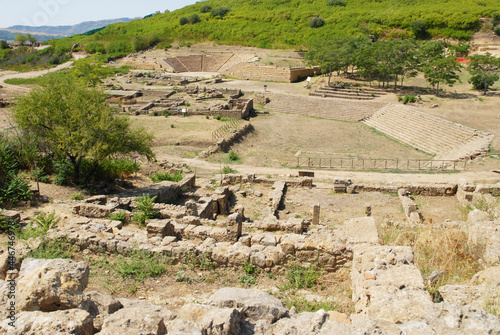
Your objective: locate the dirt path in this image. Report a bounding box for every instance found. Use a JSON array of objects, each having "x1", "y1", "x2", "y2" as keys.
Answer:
[
  {"x1": 154, "y1": 152, "x2": 500, "y2": 185},
  {"x1": 0, "y1": 53, "x2": 86, "y2": 91}
]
